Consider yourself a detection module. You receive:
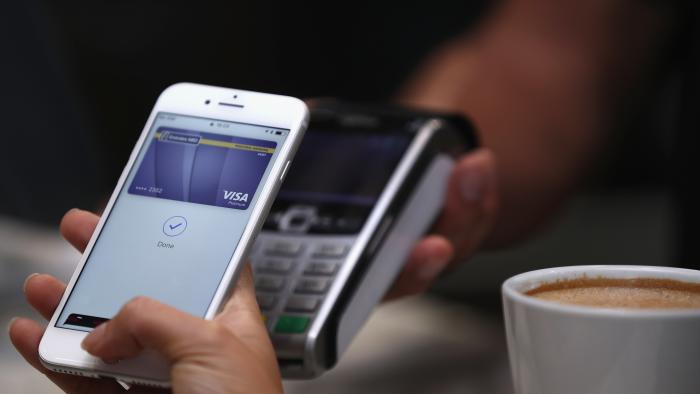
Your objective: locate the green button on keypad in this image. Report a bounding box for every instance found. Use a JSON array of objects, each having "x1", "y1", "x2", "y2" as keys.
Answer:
[{"x1": 274, "y1": 315, "x2": 310, "y2": 334}]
